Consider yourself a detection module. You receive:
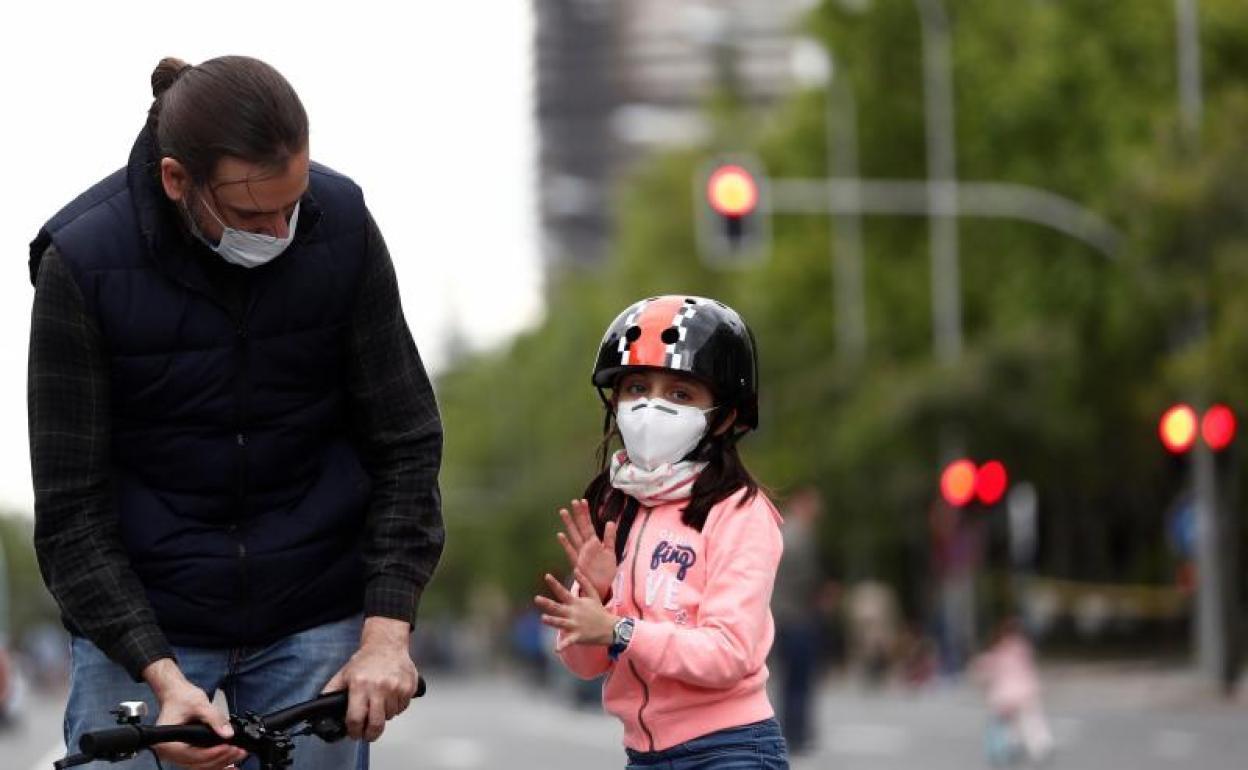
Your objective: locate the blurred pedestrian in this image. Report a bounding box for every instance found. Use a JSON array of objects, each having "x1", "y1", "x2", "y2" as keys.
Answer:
[
  {"x1": 511, "y1": 607, "x2": 550, "y2": 685},
  {"x1": 0, "y1": 643, "x2": 13, "y2": 728},
  {"x1": 22, "y1": 622, "x2": 69, "y2": 690},
  {"x1": 930, "y1": 502, "x2": 982, "y2": 673},
  {"x1": 971, "y1": 618, "x2": 1054, "y2": 766},
  {"x1": 28, "y1": 56, "x2": 444, "y2": 770},
  {"x1": 897, "y1": 621, "x2": 938, "y2": 690},
  {"x1": 847, "y1": 580, "x2": 901, "y2": 688},
  {"x1": 772, "y1": 486, "x2": 825, "y2": 754},
  {"x1": 536, "y1": 295, "x2": 789, "y2": 768}
]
